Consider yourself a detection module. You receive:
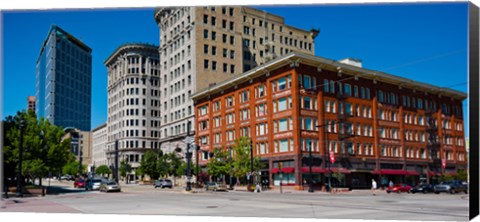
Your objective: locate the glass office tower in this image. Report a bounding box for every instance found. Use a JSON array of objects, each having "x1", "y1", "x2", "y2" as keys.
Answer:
[{"x1": 36, "y1": 25, "x2": 92, "y2": 131}]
